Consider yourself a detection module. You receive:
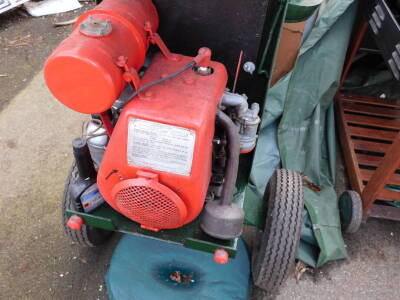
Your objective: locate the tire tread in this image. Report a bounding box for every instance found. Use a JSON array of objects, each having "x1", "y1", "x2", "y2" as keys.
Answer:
[{"x1": 252, "y1": 169, "x2": 304, "y2": 294}]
